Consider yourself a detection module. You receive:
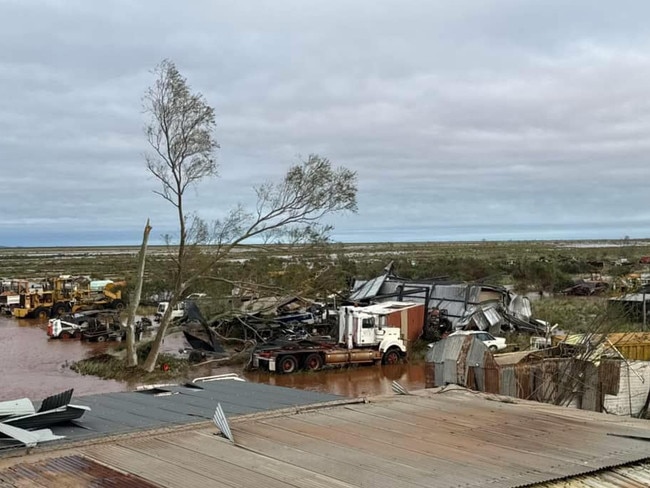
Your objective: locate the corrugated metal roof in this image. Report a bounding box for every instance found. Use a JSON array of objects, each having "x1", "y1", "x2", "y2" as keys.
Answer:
[
  {"x1": 78, "y1": 389, "x2": 650, "y2": 488},
  {"x1": 1, "y1": 380, "x2": 340, "y2": 454},
  {"x1": 0, "y1": 455, "x2": 158, "y2": 487},
  {"x1": 494, "y1": 350, "x2": 548, "y2": 366},
  {"x1": 348, "y1": 274, "x2": 388, "y2": 302},
  {"x1": 4, "y1": 389, "x2": 650, "y2": 487}
]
